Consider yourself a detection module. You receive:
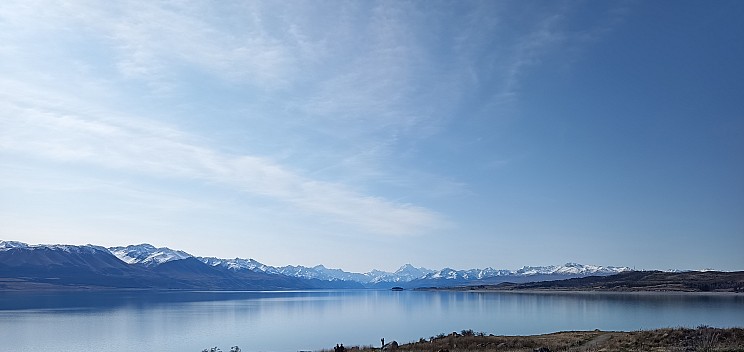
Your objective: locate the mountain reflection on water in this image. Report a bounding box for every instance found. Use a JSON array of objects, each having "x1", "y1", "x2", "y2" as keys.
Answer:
[{"x1": 1, "y1": 290, "x2": 742, "y2": 351}]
